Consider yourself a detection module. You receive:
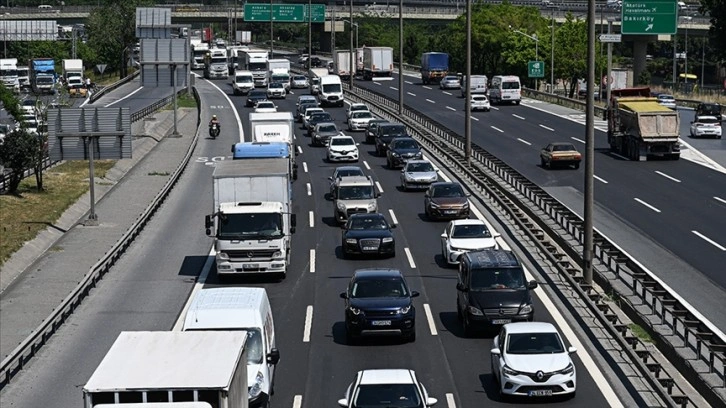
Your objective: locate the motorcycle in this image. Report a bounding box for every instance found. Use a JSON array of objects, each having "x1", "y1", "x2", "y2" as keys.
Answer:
[{"x1": 209, "y1": 123, "x2": 220, "y2": 139}]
